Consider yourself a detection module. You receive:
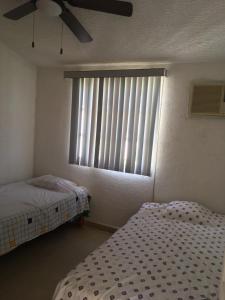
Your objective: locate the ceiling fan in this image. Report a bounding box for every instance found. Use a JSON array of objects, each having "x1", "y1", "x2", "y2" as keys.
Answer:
[{"x1": 3, "y1": 0, "x2": 133, "y2": 43}]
